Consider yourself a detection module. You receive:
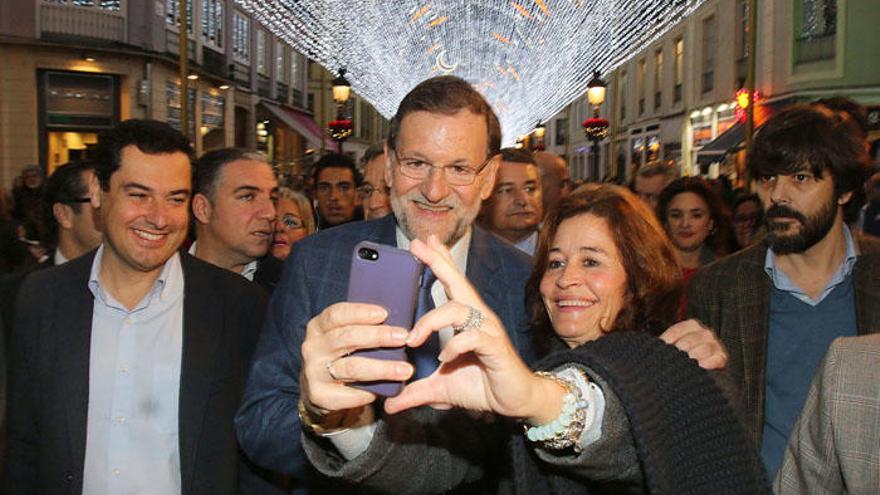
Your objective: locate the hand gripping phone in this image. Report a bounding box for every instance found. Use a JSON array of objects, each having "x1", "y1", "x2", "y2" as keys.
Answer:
[{"x1": 347, "y1": 241, "x2": 424, "y2": 396}]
